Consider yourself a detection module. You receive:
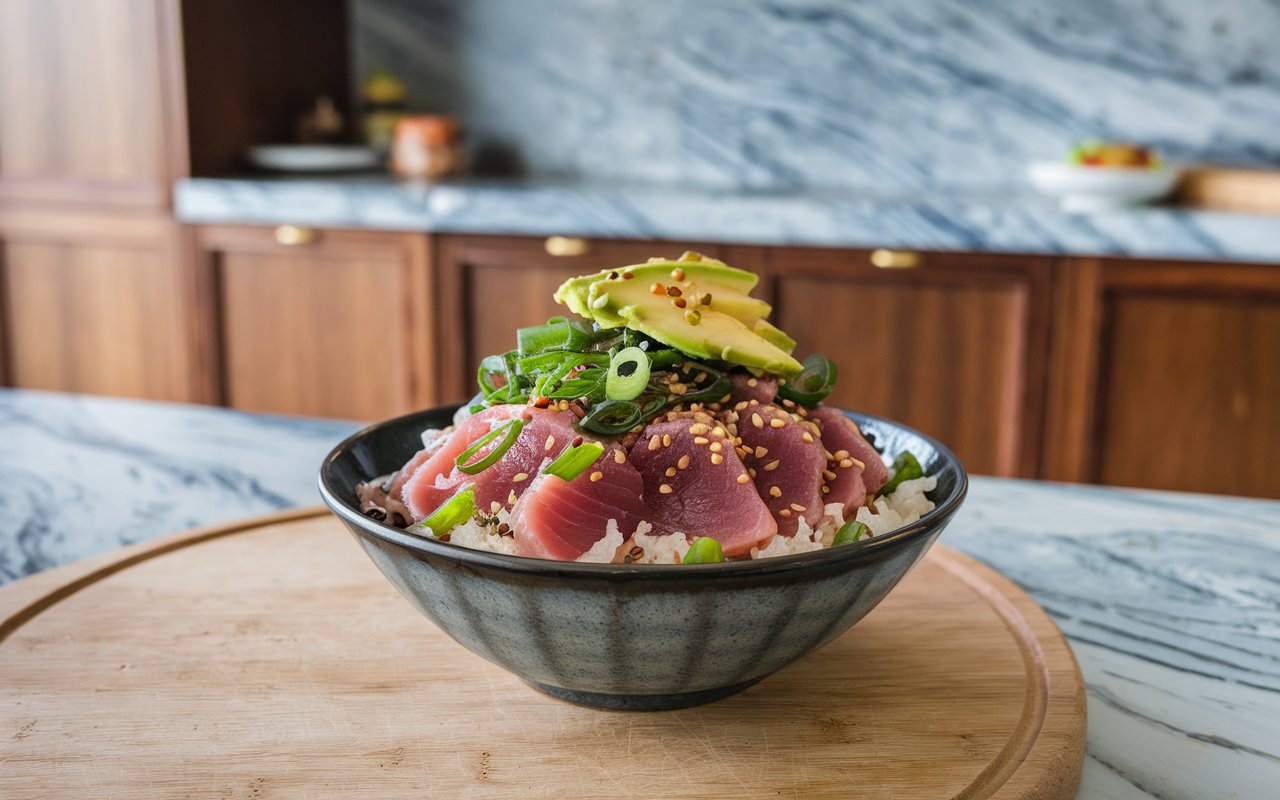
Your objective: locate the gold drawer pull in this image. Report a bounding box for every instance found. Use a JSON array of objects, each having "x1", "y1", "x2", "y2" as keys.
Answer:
[
  {"x1": 544, "y1": 236, "x2": 590, "y2": 257},
  {"x1": 275, "y1": 225, "x2": 317, "y2": 246},
  {"x1": 870, "y1": 249, "x2": 923, "y2": 269}
]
